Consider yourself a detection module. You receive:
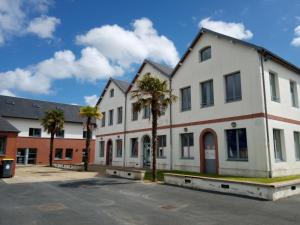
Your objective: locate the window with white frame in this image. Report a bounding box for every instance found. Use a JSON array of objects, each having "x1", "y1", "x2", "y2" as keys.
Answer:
[
  {"x1": 131, "y1": 138, "x2": 138, "y2": 157},
  {"x1": 29, "y1": 128, "x2": 41, "y2": 137},
  {"x1": 108, "y1": 109, "x2": 113, "y2": 125},
  {"x1": 132, "y1": 103, "x2": 138, "y2": 121},
  {"x1": 116, "y1": 139, "x2": 122, "y2": 157},
  {"x1": 201, "y1": 80, "x2": 214, "y2": 107},
  {"x1": 226, "y1": 129, "x2": 248, "y2": 160},
  {"x1": 273, "y1": 129, "x2": 284, "y2": 161},
  {"x1": 101, "y1": 112, "x2": 105, "y2": 127},
  {"x1": 110, "y1": 89, "x2": 114, "y2": 97},
  {"x1": 199, "y1": 46, "x2": 211, "y2": 62},
  {"x1": 290, "y1": 81, "x2": 298, "y2": 107},
  {"x1": 55, "y1": 130, "x2": 64, "y2": 138},
  {"x1": 55, "y1": 148, "x2": 63, "y2": 160},
  {"x1": 269, "y1": 72, "x2": 280, "y2": 102},
  {"x1": 65, "y1": 149, "x2": 73, "y2": 160},
  {"x1": 99, "y1": 141, "x2": 105, "y2": 157},
  {"x1": 294, "y1": 132, "x2": 300, "y2": 161},
  {"x1": 181, "y1": 133, "x2": 194, "y2": 158},
  {"x1": 143, "y1": 105, "x2": 150, "y2": 119},
  {"x1": 225, "y1": 72, "x2": 242, "y2": 102},
  {"x1": 117, "y1": 107, "x2": 123, "y2": 124},
  {"x1": 157, "y1": 135, "x2": 166, "y2": 158},
  {"x1": 159, "y1": 96, "x2": 166, "y2": 116},
  {"x1": 181, "y1": 86, "x2": 191, "y2": 111}
]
